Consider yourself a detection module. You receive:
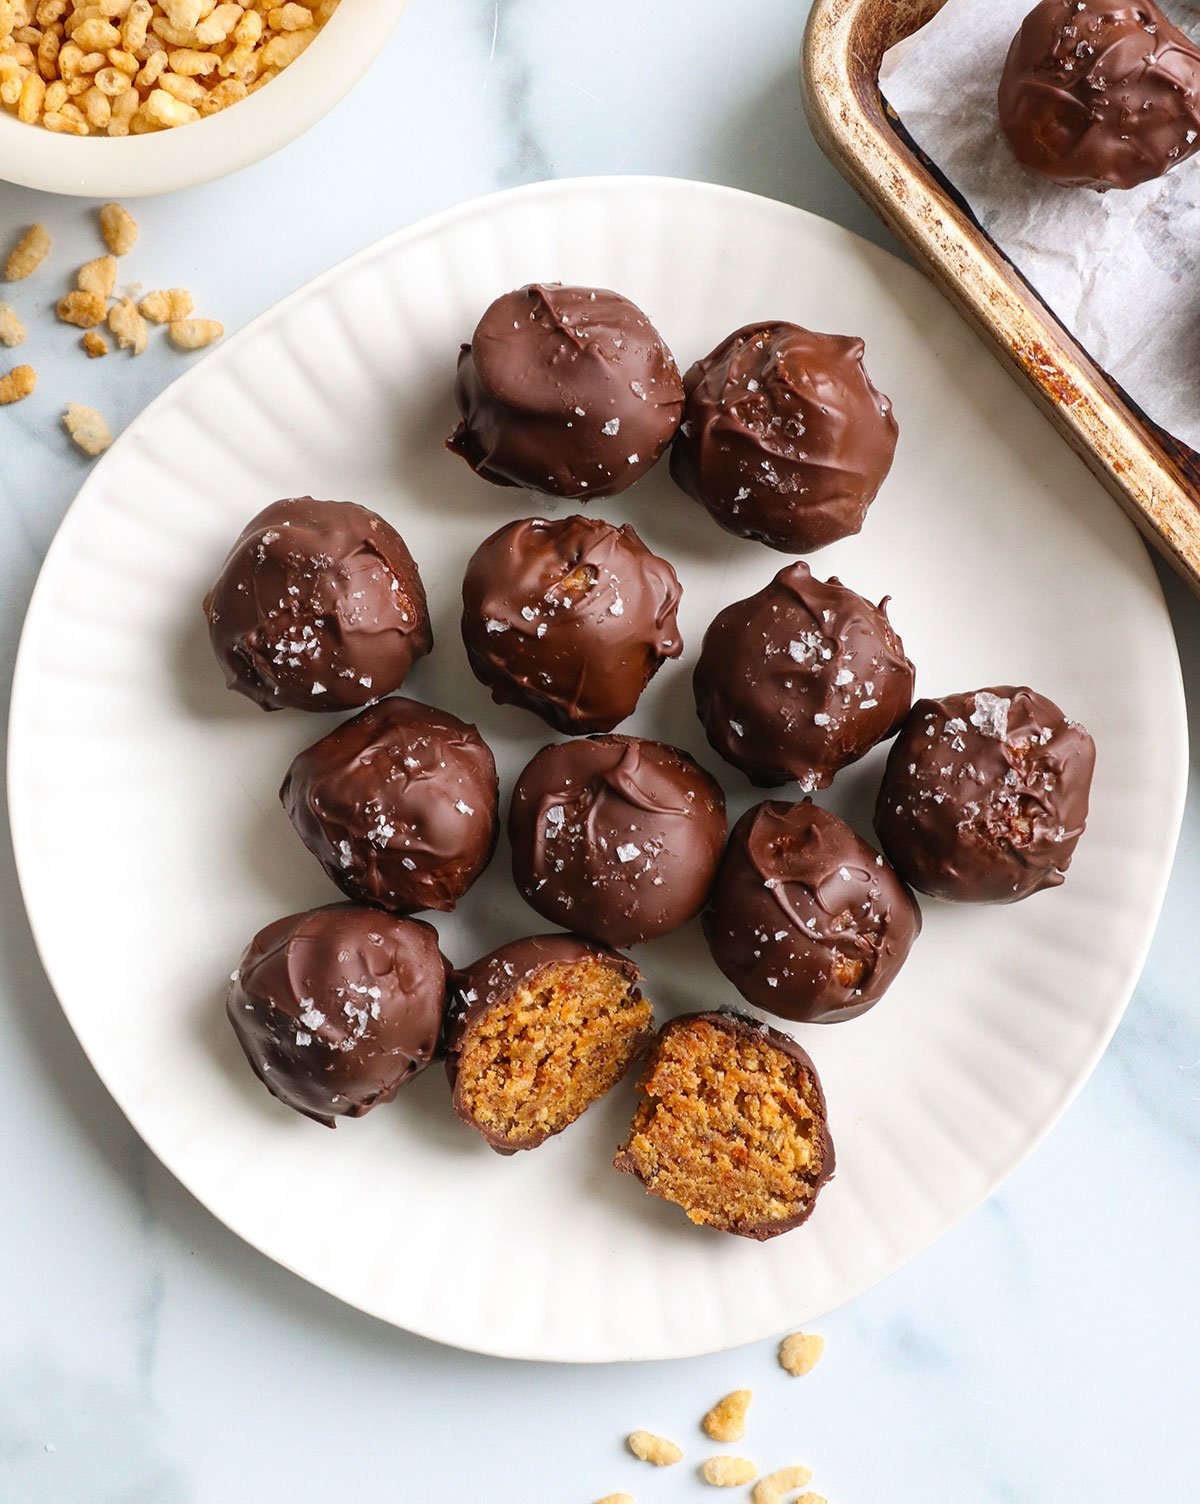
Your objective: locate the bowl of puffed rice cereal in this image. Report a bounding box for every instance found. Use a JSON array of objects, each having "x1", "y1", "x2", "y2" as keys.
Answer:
[{"x1": 0, "y1": 0, "x2": 408, "y2": 196}]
